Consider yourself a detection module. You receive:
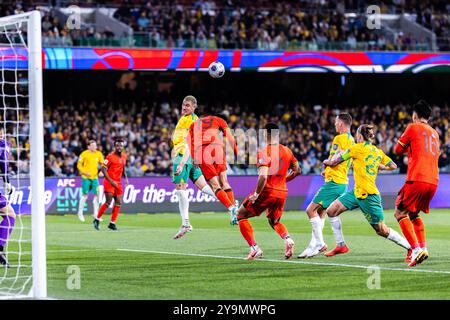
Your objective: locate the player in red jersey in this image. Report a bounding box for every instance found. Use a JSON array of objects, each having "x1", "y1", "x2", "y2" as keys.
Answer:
[
  {"x1": 187, "y1": 112, "x2": 239, "y2": 224},
  {"x1": 394, "y1": 100, "x2": 440, "y2": 267},
  {"x1": 236, "y1": 123, "x2": 301, "y2": 260},
  {"x1": 93, "y1": 138, "x2": 129, "y2": 231}
]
